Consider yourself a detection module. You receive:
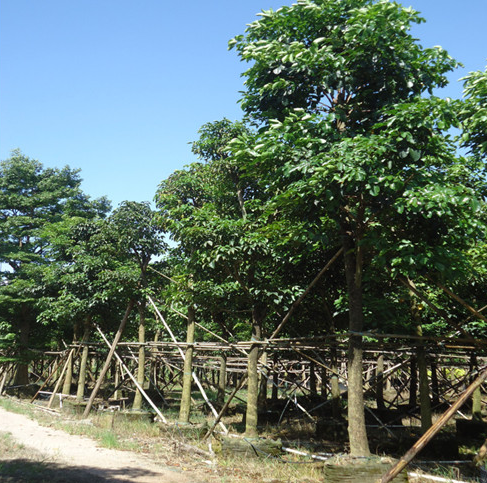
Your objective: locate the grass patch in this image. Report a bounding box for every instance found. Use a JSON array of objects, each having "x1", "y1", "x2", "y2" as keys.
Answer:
[{"x1": 0, "y1": 395, "x2": 327, "y2": 482}]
